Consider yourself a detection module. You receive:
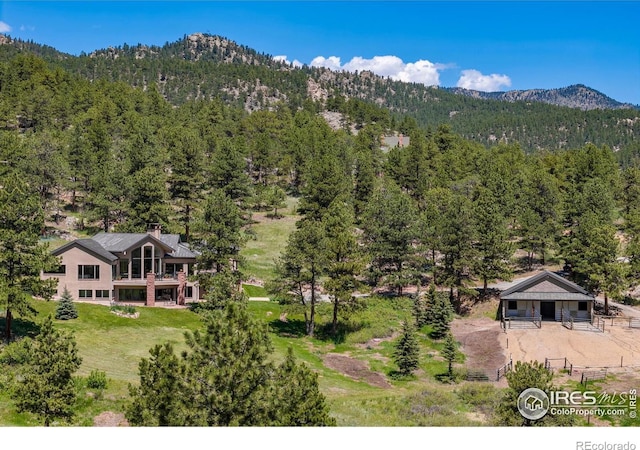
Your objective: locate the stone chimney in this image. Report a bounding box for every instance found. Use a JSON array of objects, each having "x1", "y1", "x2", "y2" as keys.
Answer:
[
  {"x1": 146, "y1": 272, "x2": 156, "y2": 307},
  {"x1": 147, "y1": 223, "x2": 162, "y2": 239},
  {"x1": 177, "y1": 271, "x2": 186, "y2": 306}
]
